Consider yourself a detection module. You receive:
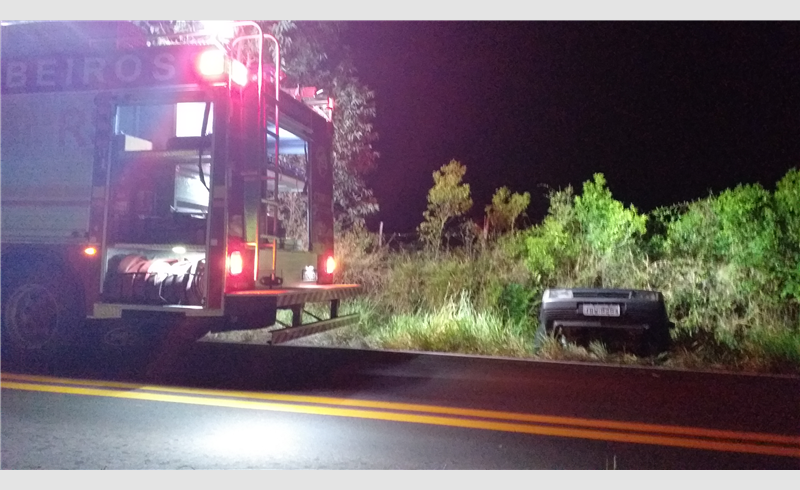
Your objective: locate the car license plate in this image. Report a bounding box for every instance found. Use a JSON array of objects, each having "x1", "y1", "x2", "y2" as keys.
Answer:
[{"x1": 582, "y1": 304, "x2": 620, "y2": 317}]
